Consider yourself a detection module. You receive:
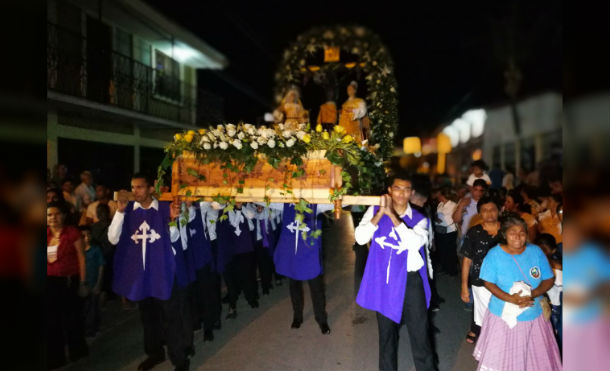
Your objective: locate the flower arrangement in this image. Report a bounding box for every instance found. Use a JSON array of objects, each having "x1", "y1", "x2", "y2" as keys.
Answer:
[{"x1": 156, "y1": 122, "x2": 386, "y2": 203}]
